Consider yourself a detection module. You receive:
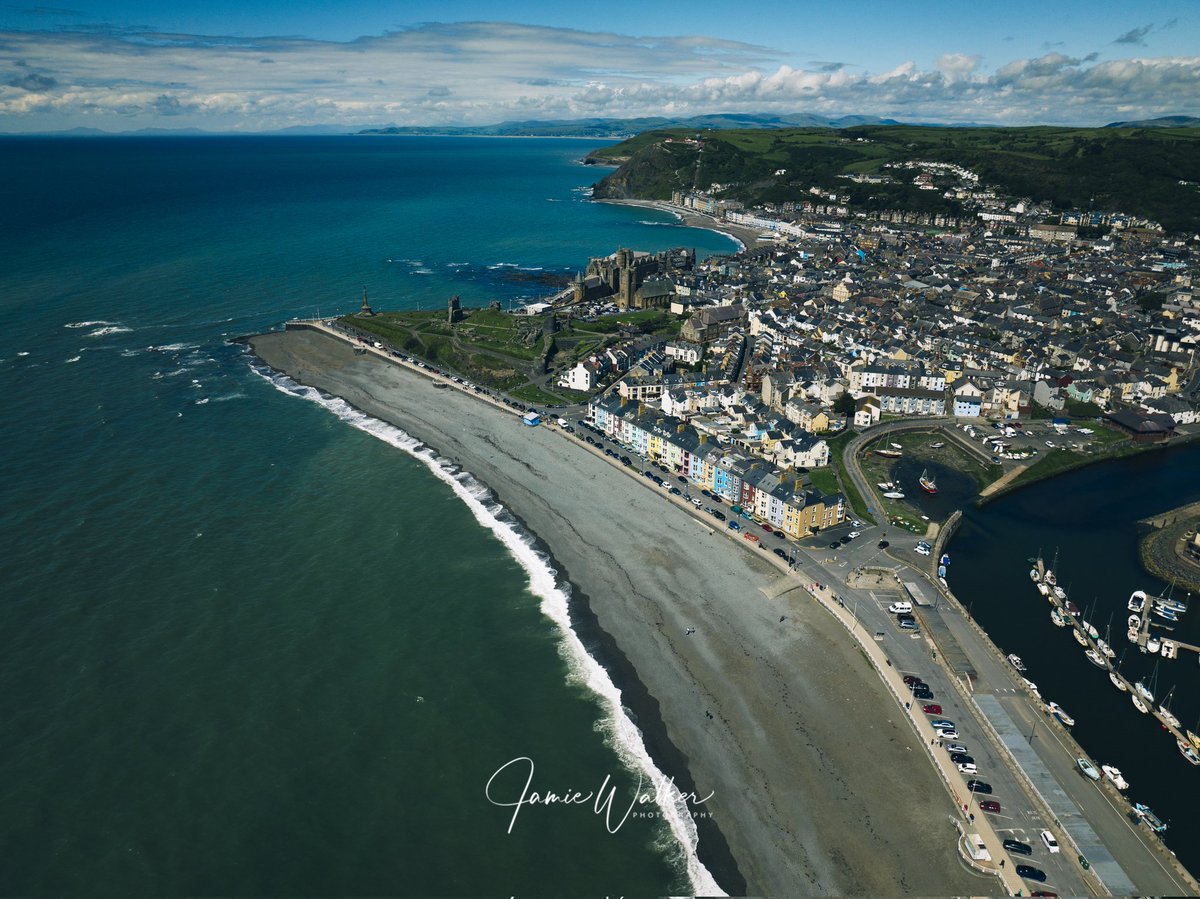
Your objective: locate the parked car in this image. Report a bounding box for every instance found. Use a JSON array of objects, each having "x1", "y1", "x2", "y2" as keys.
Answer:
[
  {"x1": 922, "y1": 703, "x2": 942, "y2": 715},
  {"x1": 979, "y1": 800, "x2": 1001, "y2": 813},
  {"x1": 878, "y1": 540, "x2": 890, "y2": 549},
  {"x1": 712, "y1": 511, "x2": 726, "y2": 522},
  {"x1": 930, "y1": 719, "x2": 956, "y2": 731},
  {"x1": 1003, "y1": 838, "x2": 1032, "y2": 855},
  {"x1": 1040, "y1": 830, "x2": 1059, "y2": 853},
  {"x1": 773, "y1": 548, "x2": 788, "y2": 559},
  {"x1": 902, "y1": 676, "x2": 924, "y2": 687},
  {"x1": 949, "y1": 753, "x2": 974, "y2": 765},
  {"x1": 957, "y1": 762, "x2": 978, "y2": 774},
  {"x1": 912, "y1": 686, "x2": 934, "y2": 700},
  {"x1": 914, "y1": 544, "x2": 932, "y2": 556},
  {"x1": 942, "y1": 742, "x2": 967, "y2": 754},
  {"x1": 847, "y1": 531, "x2": 860, "y2": 539},
  {"x1": 728, "y1": 521, "x2": 741, "y2": 531},
  {"x1": 899, "y1": 619, "x2": 919, "y2": 630},
  {"x1": 1016, "y1": 865, "x2": 1046, "y2": 882},
  {"x1": 967, "y1": 779, "x2": 992, "y2": 794}
]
